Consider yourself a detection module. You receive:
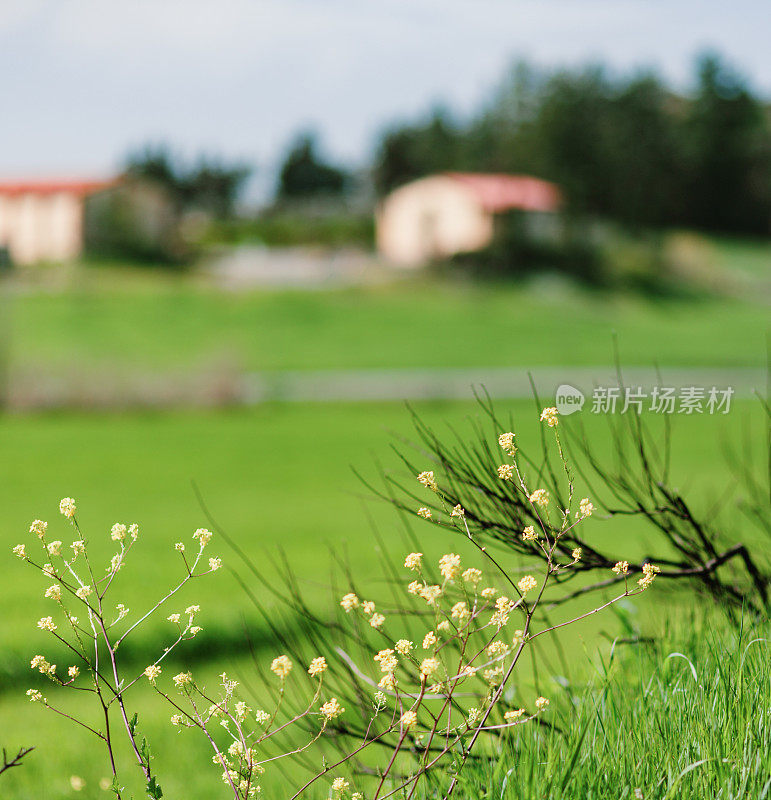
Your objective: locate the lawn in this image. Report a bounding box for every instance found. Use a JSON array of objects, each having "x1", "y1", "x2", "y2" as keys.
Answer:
[
  {"x1": 449, "y1": 612, "x2": 771, "y2": 800},
  {"x1": 1, "y1": 399, "x2": 766, "y2": 798},
  {"x1": 0, "y1": 242, "x2": 768, "y2": 799},
  {"x1": 711, "y1": 235, "x2": 771, "y2": 278},
  {"x1": 2, "y1": 399, "x2": 763, "y2": 658},
  {"x1": 4, "y1": 264, "x2": 768, "y2": 379}
]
